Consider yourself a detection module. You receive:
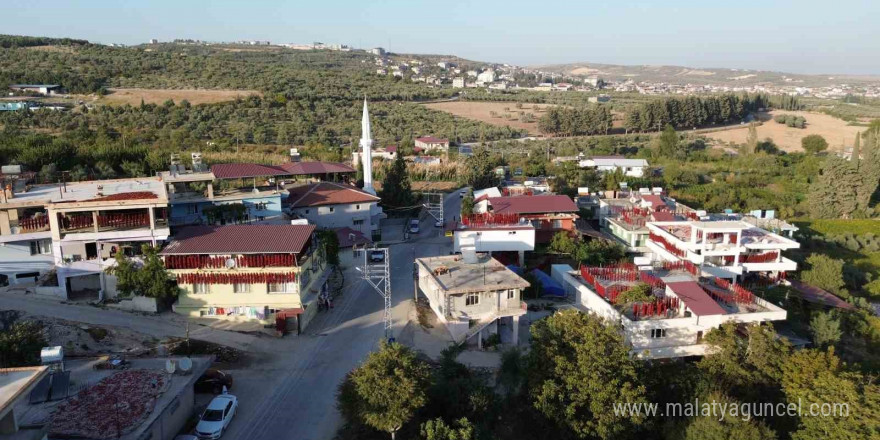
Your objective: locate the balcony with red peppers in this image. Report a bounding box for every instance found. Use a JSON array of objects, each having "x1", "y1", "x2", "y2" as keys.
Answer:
[
  {"x1": 163, "y1": 253, "x2": 299, "y2": 270},
  {"x1": 58, "y1": 208, "x2": 166, "y2": 235},
  {"x1": 648, "y1": 232, "x2": 687, "y2": 258}
]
